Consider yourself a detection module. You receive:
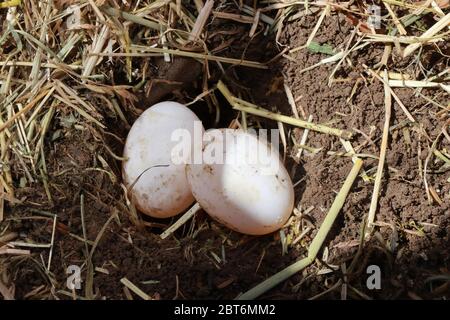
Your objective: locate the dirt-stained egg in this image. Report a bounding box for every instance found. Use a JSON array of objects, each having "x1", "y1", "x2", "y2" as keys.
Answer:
[
  {"x1": 123, "y1": 101, "x2": 204, "y2": 218},
  {"x1": 186, "y1": 129, "x2": 295, "y2": 235}
]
